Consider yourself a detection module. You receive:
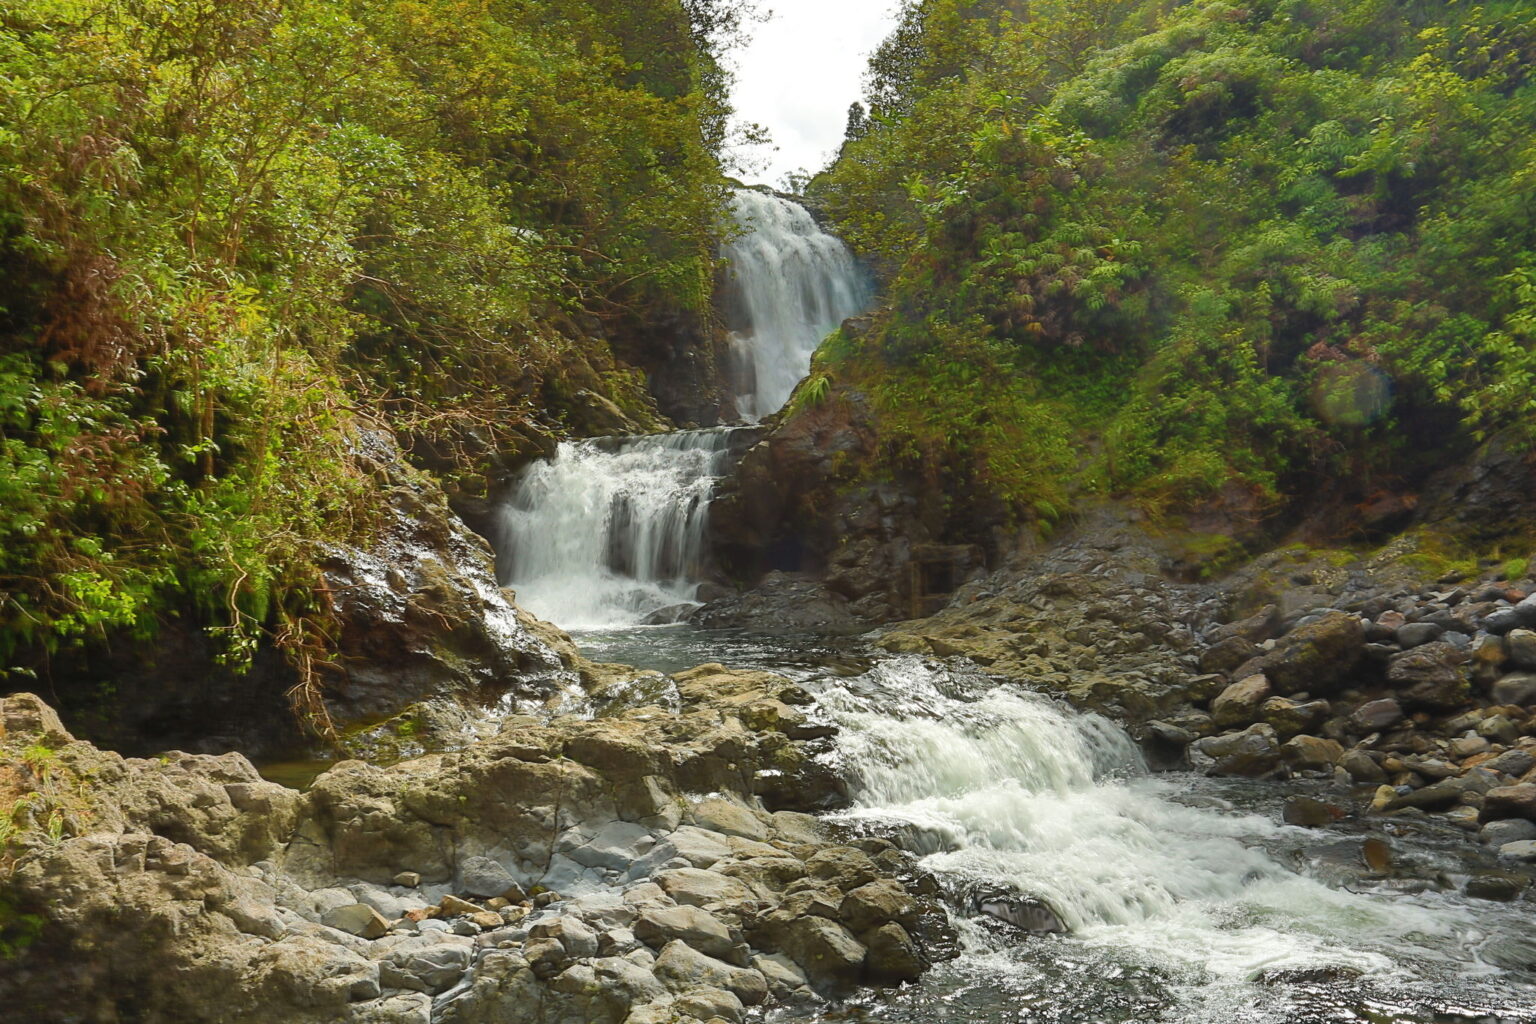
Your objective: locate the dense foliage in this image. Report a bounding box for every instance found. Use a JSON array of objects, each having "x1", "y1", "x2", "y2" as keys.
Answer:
[
  {"x1": 811, "y1": 0, "x2": 1536, "y2": 533},
  {"x1": 0, "y1": 0, "x2": 736, "y2": 677}
]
